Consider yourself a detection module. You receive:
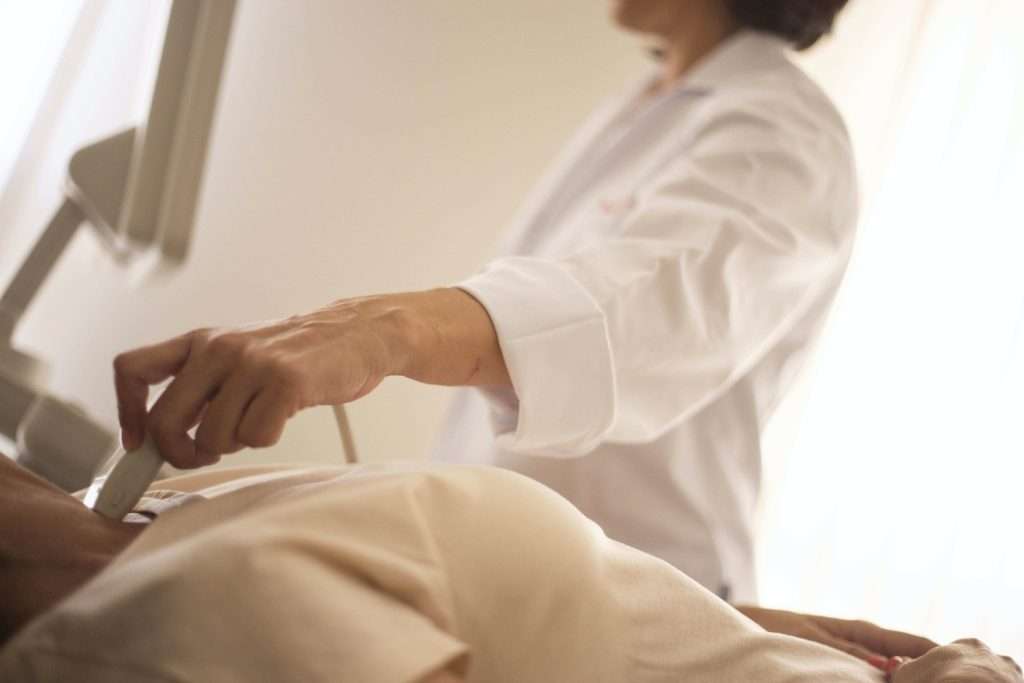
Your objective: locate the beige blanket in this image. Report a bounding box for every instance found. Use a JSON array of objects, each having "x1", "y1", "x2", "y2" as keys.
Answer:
[{"x1": 0, "y1": 463, "x2": 882, "y2": 682}]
